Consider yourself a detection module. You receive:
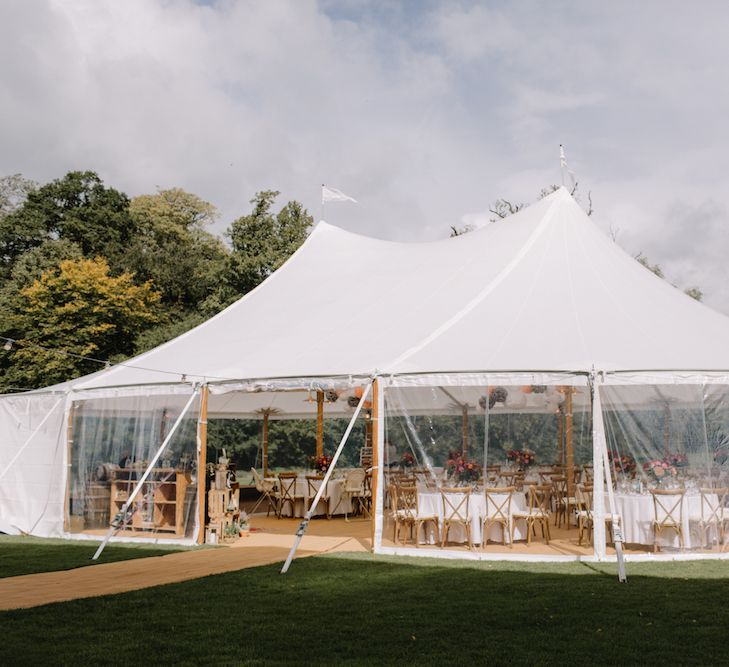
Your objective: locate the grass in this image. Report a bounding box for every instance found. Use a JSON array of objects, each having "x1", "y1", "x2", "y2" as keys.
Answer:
[
  {"x1": 1, "y1": 552, "x2": 729, "y2": 665},
  {"x1": 0, "y1": 535, "x2": 187, "y2": 579}
]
